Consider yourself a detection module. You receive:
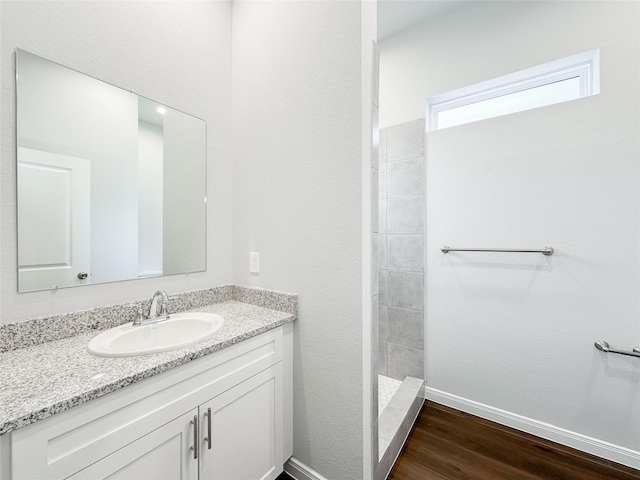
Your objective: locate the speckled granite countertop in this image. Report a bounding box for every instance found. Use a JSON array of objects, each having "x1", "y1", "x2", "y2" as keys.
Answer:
[{"x1": 0, "y1": 301, "x2": 294, "y2": 436}]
